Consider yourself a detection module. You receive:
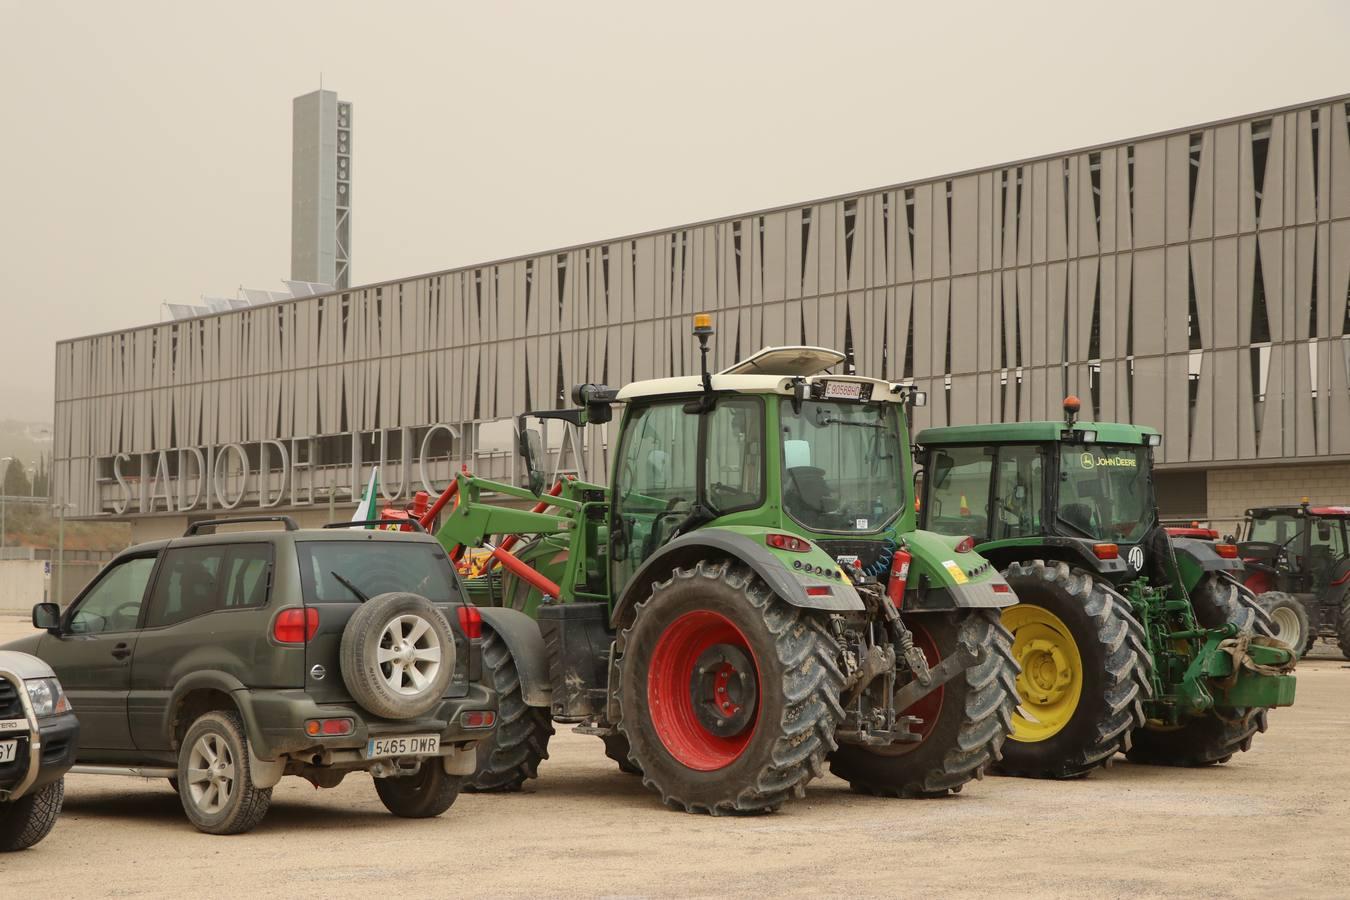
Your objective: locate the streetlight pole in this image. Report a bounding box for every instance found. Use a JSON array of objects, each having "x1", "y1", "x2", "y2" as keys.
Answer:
[{"x1": 0, "y1": 456, "x2": 14, "y2": 552}]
